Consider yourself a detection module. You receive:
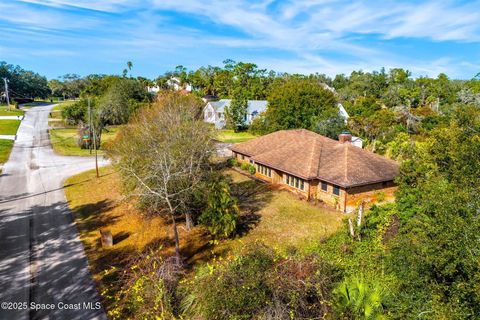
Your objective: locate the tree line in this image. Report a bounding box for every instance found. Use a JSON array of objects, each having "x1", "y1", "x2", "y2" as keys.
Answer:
[{"x1": 0, "y1": 61, "x2": 50, "y2": 101}]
